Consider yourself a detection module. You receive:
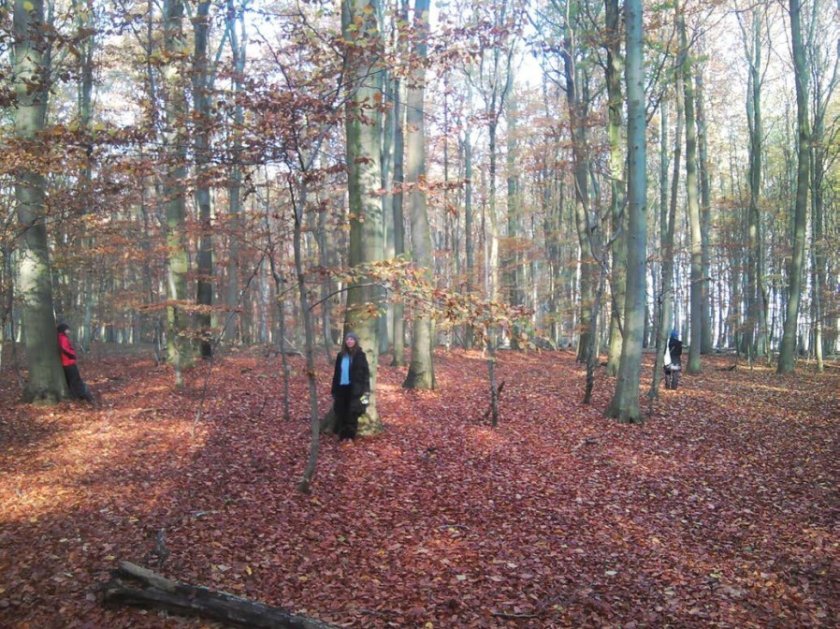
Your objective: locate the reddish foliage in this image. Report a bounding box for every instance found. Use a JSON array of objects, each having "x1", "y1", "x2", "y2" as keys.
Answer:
[{"x1": 1, "y1": 349, "x2": 838, "y2": 628}]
